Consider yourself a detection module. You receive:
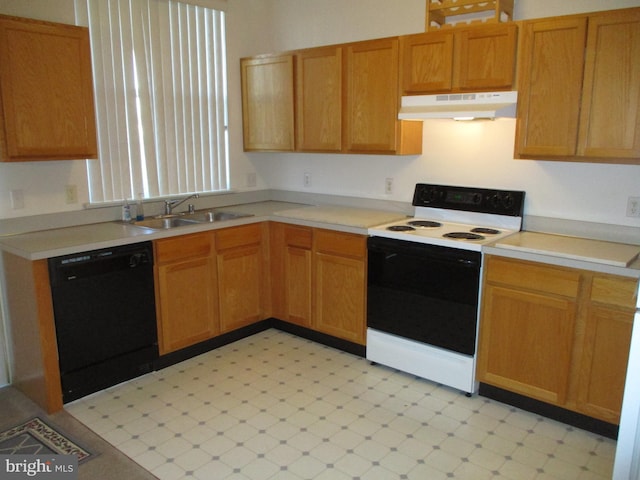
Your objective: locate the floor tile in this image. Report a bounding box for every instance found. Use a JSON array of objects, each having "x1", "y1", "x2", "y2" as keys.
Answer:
[{"x1": 67, "y1": 329, "x2": 616, "y2": 479}]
